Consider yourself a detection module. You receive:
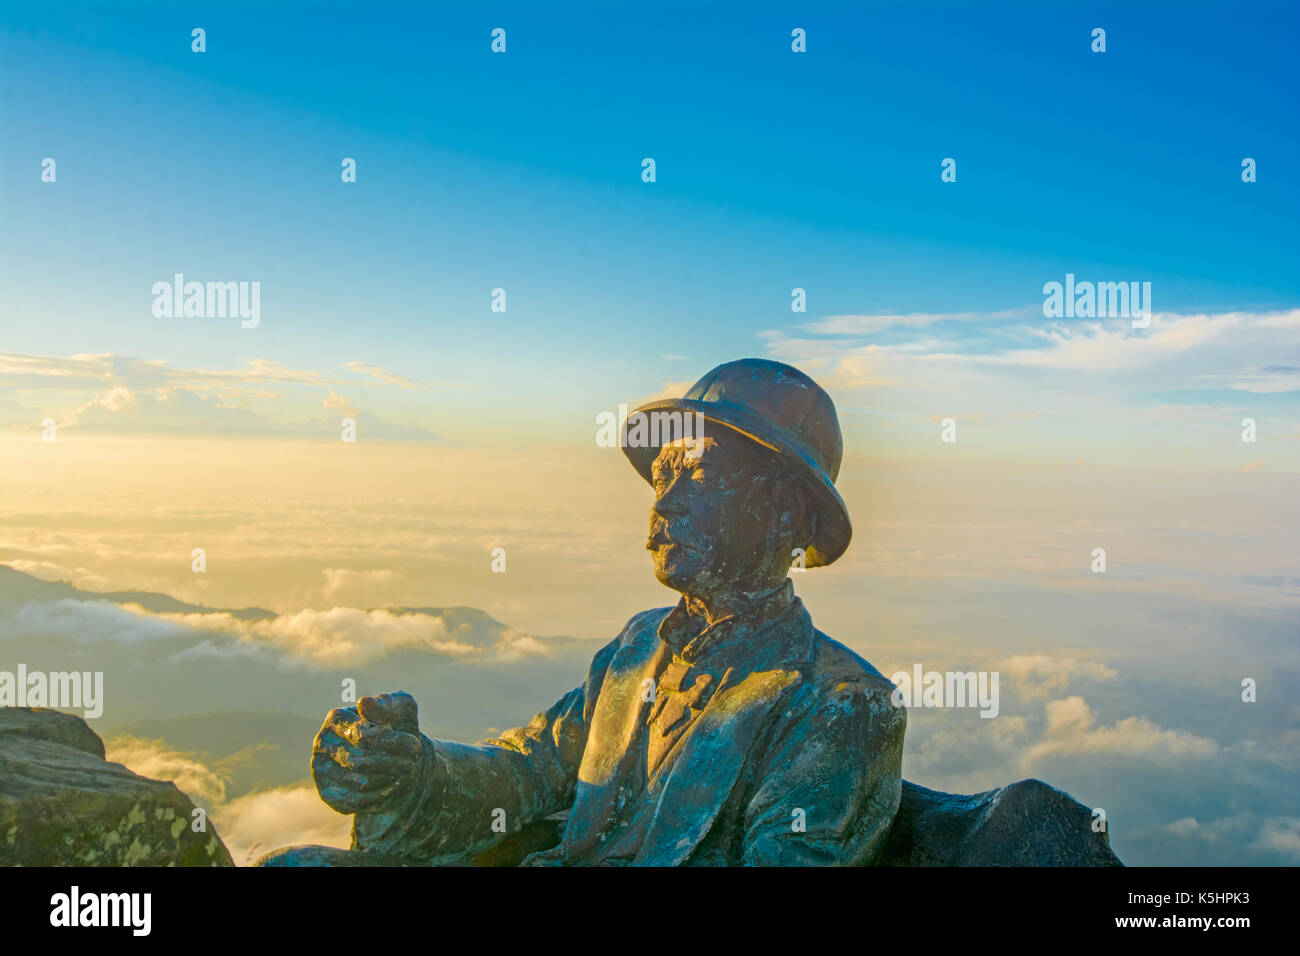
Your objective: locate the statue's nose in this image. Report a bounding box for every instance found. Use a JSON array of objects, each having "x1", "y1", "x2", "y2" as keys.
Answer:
[{"x1": 652, "y1": 484, "x2": 689, "y2": 517}]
